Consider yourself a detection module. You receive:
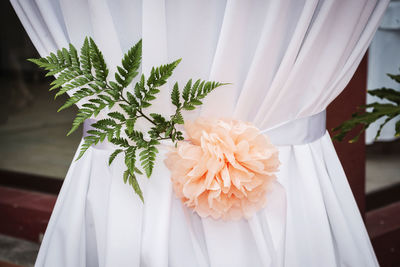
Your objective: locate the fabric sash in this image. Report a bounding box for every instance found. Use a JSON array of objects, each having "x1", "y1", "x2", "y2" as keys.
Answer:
[
  {"x1": 262, "y1": 110, "x2": 326, "y2": 146},
  {"x1": 83, "y1": 110, "x2": 327, "y2": 149}
]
